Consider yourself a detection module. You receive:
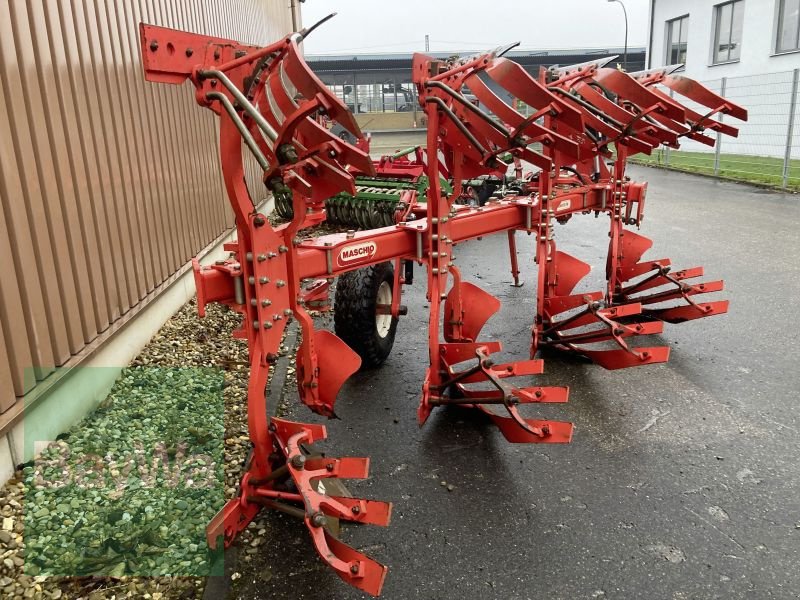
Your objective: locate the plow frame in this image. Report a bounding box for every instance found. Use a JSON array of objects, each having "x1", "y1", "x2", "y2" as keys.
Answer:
[{"x1": 138, "y1": 16, "x2": 746, "y2": 596}]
